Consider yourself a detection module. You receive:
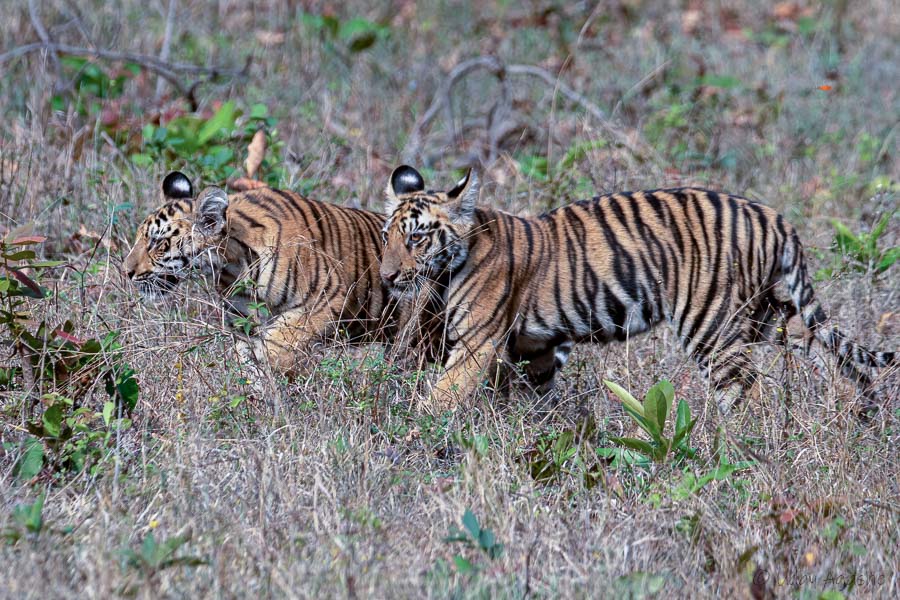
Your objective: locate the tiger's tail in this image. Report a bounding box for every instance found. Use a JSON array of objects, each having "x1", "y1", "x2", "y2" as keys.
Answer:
[{"x1": 781, "y1": 230, "x2": 895, "y2": 369}]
